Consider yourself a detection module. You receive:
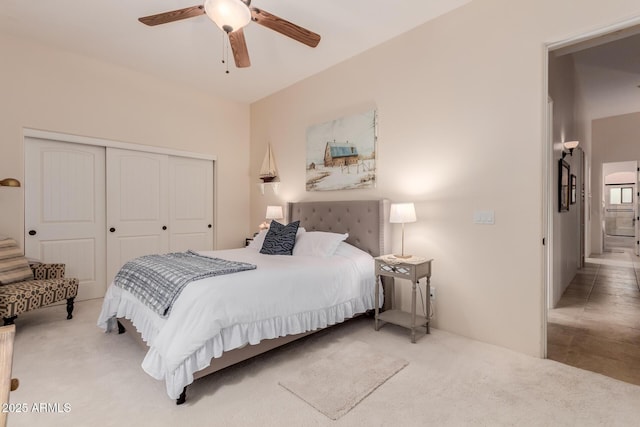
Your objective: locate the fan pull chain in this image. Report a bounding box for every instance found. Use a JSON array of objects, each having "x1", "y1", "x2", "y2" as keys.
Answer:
[
  {"x1": 221, "y1": 33, "x2": 230, "y2": 74},
  {"x1": 221, "y1": 32, "x2": 225, "y2": 65},
  {"x1": 226, "y1": 38, "x2": 230, "y2": 74}
]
